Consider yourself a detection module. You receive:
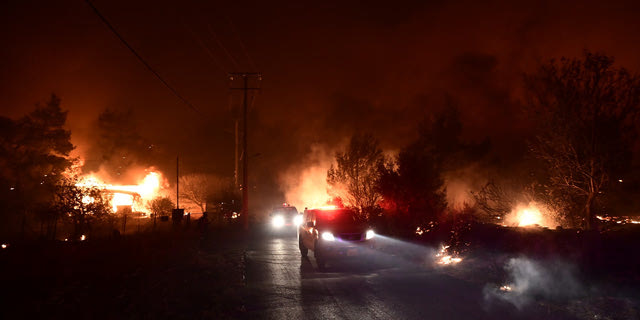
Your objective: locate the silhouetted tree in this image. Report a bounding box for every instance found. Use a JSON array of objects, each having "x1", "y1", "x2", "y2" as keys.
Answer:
[
  {"x1": 327, "y1": 133, "x2": 384, "y2": 220},
  {"x1": 179, "y1": 174, "x2": 228, "y2": 213},
  {"x1": 85, "y1": 108, "x2": 153, "y2": 179},
  {"x1": 147, "y1": 196, "x2": 174, "y2": 228},
  {"x1": 54, "y1": 176, "x2": 112, "y2": 239},
  {"x1": 0, "y1": 94, "x2": 74, "y2": 238},
  {"x1": 419, "y1": 98, "x2": 490, "y2": 172},
  {"x1": 378, "y1": 136, "x2": 447, "y2": 235},
  {"x1": 526, "y1": 51, "x2": 640, "y2": 229},
  {"x1": 378, "y1": 102, "x2": 488, "y2": 235}
]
